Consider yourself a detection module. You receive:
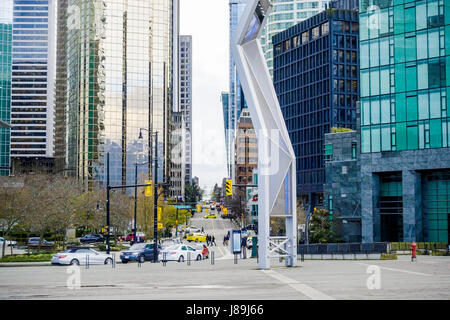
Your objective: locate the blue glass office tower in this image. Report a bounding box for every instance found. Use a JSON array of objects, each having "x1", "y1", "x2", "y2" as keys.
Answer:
[
  {"x1": 273, "y1": 9, "x2": 359, "y2": 204},
  {"x1": 0, "y1": 1, "x2": 12, "y2": 176},
  {"x1": 227, "y1": 0, "x2": 248, "y2": 178}
]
